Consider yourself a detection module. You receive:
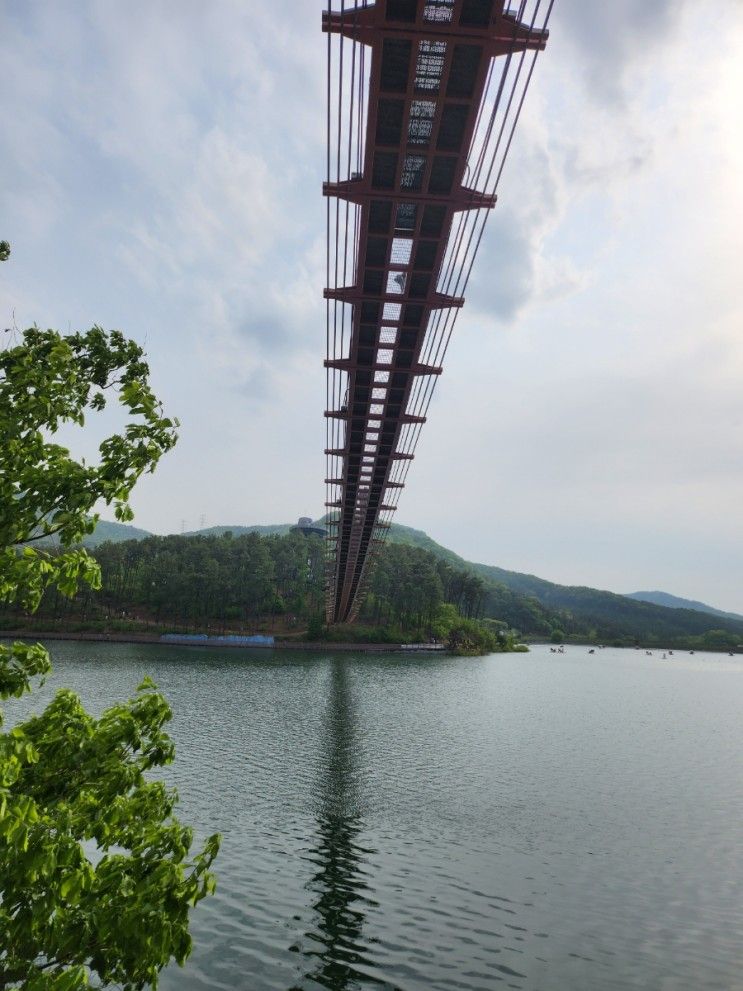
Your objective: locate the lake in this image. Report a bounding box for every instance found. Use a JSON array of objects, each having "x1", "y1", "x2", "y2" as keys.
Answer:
[{"x1": 6, "y1": 641, "x2": 742, "y2": 991}]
